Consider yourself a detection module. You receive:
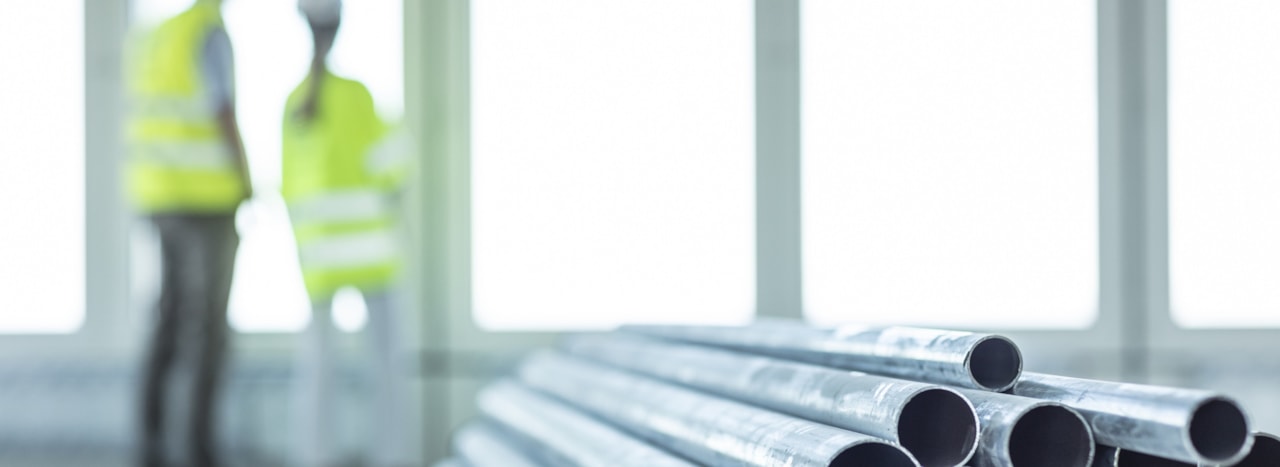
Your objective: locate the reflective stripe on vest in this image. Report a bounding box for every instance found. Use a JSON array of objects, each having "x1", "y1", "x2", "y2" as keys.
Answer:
[
  {"x1": 288, "y1": 189, "x2": 390, "y2": 225},
  {"x1": 365, "y1": 129, "x2": 412, "y2": 177},
  {"x1": 133, "y1": 95, "x2": 215, "y2": 122},
  {"x1": 297, "y1": 229, "x2": 398, "y2": 270},
  {"x1": 133, "y1": 140, "x2": 234, "y2": 170}
]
